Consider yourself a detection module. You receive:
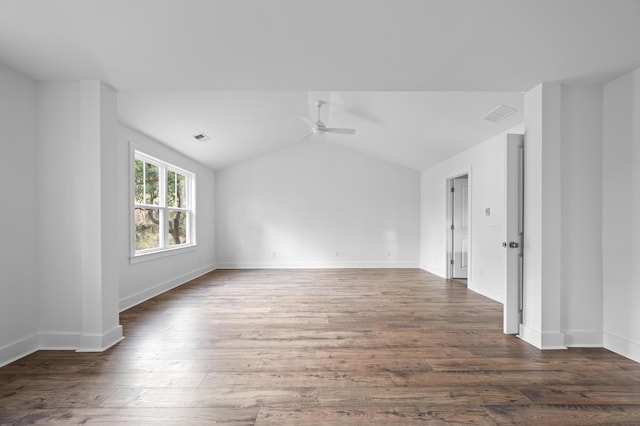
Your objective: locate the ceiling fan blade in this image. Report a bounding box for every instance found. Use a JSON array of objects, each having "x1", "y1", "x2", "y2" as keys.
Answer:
[
  {"x1": 325, "y1": 128, "x2": 356, "y2": 135},
  {"x1": 299, "y1": 116, "x2": 317, "y2": 127}
]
